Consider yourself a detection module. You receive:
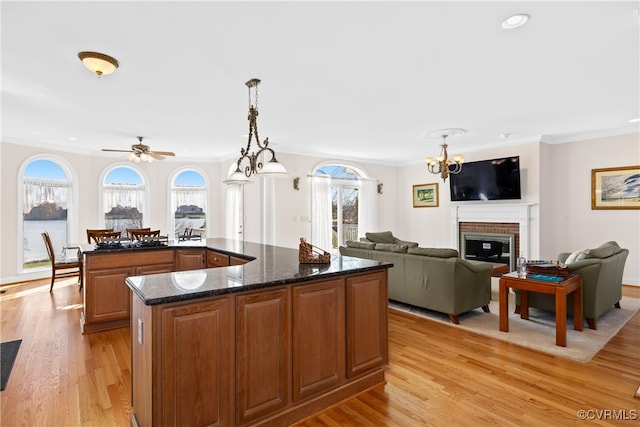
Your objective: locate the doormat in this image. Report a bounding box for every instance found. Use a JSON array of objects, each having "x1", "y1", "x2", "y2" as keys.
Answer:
[{"x1": 1, "y1": 339, "x2": 22, "y2": 391}]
